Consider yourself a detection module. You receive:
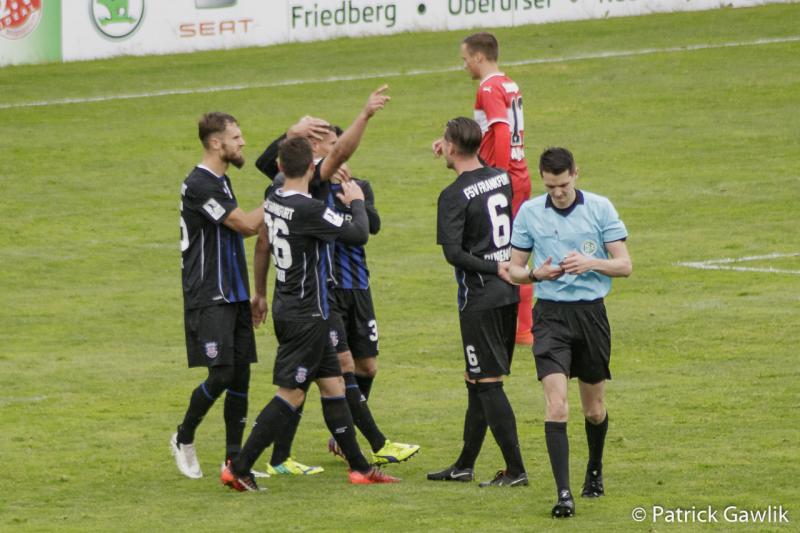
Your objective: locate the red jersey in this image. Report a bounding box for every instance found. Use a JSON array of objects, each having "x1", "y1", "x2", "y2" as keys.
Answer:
[{"x1": 473, "y1": 72, "x2": 529, "y2": 183}]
